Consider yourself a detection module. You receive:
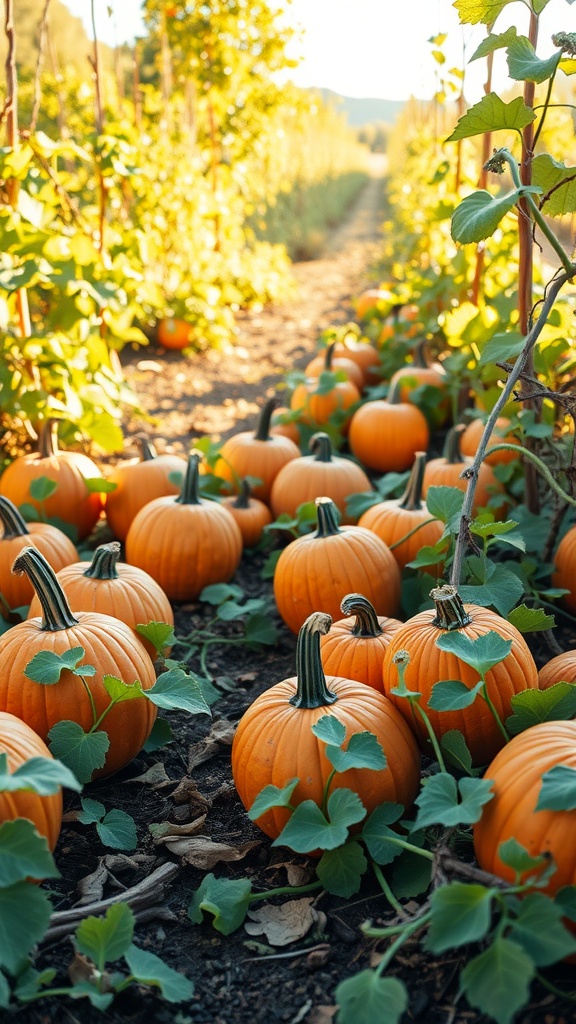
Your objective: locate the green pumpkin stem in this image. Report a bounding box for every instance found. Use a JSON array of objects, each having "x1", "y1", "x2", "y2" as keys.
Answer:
[
  {"x1": 233, "y1": 479, "x2": 252, "y2": 509},
  {"x1": 309, "y1": 433, "x2": 333, "y2": 463},
  {"x1": 386, "y1": 378, "x2": 404, "y2": 405},
  {"x1": 340, "y1": 593, "x2": 383, "y2": 637},
  {"x1": 315, "y1": 497, "x2": 341, "y2": 537},
  {"x1": 176, "y1": 452, "x2": 203, "y2": 506},
  {"x1": 0, "y1": 496, "x2": 31, "y2": 538},
  {"x1": 324, "y1": 343, "x2": 337, "y2": 371},
  {"x1": 411, "y1": 339, "x2": 429, "y2": 369},
  {"x1": 398, "y1": 452, "x2": 427, "y2": 511},
  {"x1": 12, "y1": 545, "x2": 79, "y2": 631},
  {"x1": 253, "y1": 397, "x2": 279, "y2": 442},
  {"x1": 136, "y1": 434, "x2": 158, "y2": 461},
  {"x1": 430, "y1": 584, "x2": 472, "y2": 630},
  {"x1": 290, "y1": 611, "x2": 338, "y2": 708},
  {"x1": 83, "y1": 541, "x2": 121, "y2": 580},
  {"x1": 442, "y1": 424, "x2": 467, "y2": 465},
  {"x1": 37, "y1": 418, "x2": 60, "y2": 458}
]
